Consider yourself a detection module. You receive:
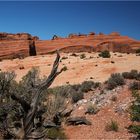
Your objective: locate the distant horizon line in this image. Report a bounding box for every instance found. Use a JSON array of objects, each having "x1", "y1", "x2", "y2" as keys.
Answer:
[{"x1": 0, "y1": 31, "x2": 139, "y2": 41}]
